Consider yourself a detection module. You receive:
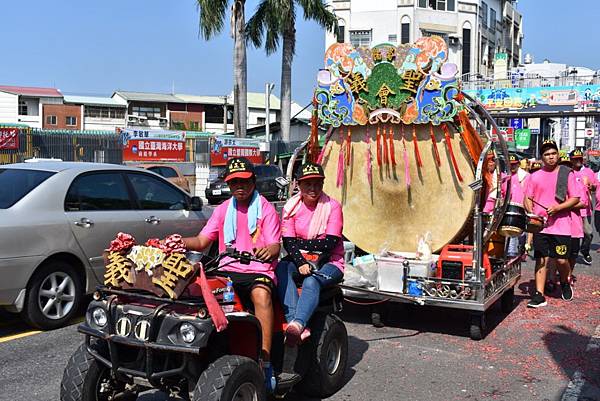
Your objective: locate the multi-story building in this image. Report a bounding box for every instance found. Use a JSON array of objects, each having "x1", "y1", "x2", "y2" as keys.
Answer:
[
  {"x1": 326, "y1": 0, "x2": 523, "y2": 79},
  {"x1": 0, "y1": 86, "x2": 63, "y2": 128}
]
